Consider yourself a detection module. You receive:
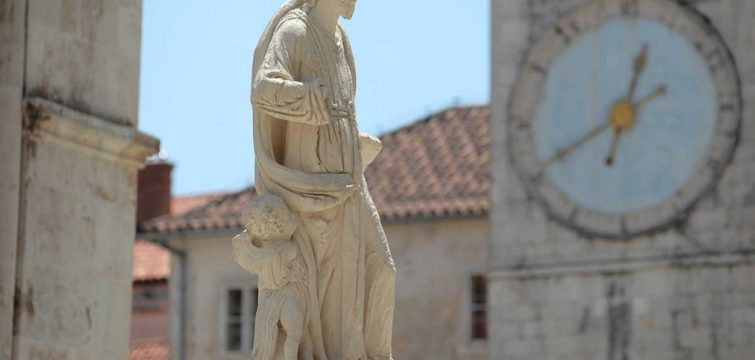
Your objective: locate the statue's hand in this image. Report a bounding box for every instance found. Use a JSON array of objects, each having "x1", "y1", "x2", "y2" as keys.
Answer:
[
  {"x1": 360, "y1": 132, "x2": 382, "y2": 168},
  {"x1": 231, "y1": 231, "x2": 260, "y2": 273}
]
